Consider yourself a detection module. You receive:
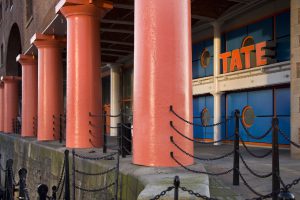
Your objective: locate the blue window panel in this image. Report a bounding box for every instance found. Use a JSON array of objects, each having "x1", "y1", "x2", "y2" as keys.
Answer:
[
  {"x1": 203, "y1": 39, "x2": 214, "y2": 56},
  {"x1": 221, "y1": 94, "x2": 226, "y2": 117},
  {"x1": 205, "y1": 117, "x2": 214, "y2": 139},
  {"x1": 199, "y1": 62, "x2": 206, "y2": 78},
  {"x1": 193, "y1": 97, "x2": 201, "y2": 115},
  {"x1": 204, "y1": 56, "x2": 214, "y2": 76},
  {"x1": 221, "y1": 116, "x2": 227, "y2": 140},
  {"x1": 276, "y1": 11, "x2": 290, "y2": 38},
  {"x1": 248, "y1": 90, "x2": 273, "y2": 116},
  {"x1": 226, "y1": 27, "x2": 247, "y2": 51},
  {"x1": 277, "y1": 116, "x2": 290, "y2": 145},
  {"x1": 276, "y1": 88, "x2": 290, "y2": 116},
  {"x1": 246, "y1": 117, "x2": 273, "y2": 143},
  {"x1": 276, "y1": 36, "x2": 290, "y2": 62},
  {"x1": 192, "y1": 43, "x2": 203, "y2": 61},
  {"x1": 205, "y1": 95, "x2": 214, "y2": 117},
  {"x1": 221, "y1": 34, "x2": 226, "y2": 53},
  {"x1": 193, "y1": 118, "x2": 205, "y2": 138},
  {"x1": 192, "y1": 61, "x2": 201, "y2": 79},
  {"x1": 227, "y1": 92, "x2": 248, "y2": 117},
  {"x1": 248, "y1": 18, "x2": 273, "y2": 43}
]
